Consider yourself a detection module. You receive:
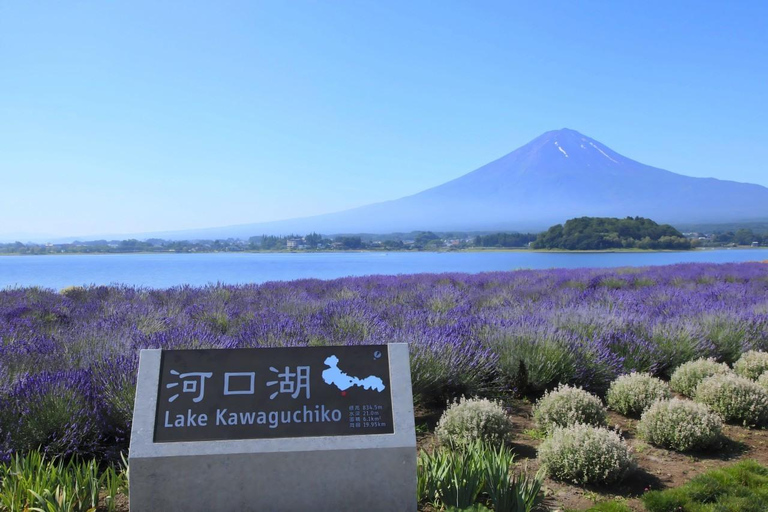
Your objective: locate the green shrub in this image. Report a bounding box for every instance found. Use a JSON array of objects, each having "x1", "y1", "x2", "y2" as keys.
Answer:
[
  {"x1": 532, "y1": 384, "x2": 607, "y2": 433},
  {"x1": 669, "y1": 357, "x2": 732, "y2": 397},
  {"x1": 537, "y1": 423, "x2": 635, "y2": 485},
  {"x1": 694, "y1": 374, "x2": 768, "y2": 427},
  {"x1": 734, "y1": 350, "x2": 768, "y2": 380},
  {"x1": 605, "y1": 372, "x2": 670, "y2": 417},
  {"x1": 637, "y1": 398, "x2": 722, "y2": 451},
  {"x1": 435, "y1": 396, "x2": 513, "y2": 447}
]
